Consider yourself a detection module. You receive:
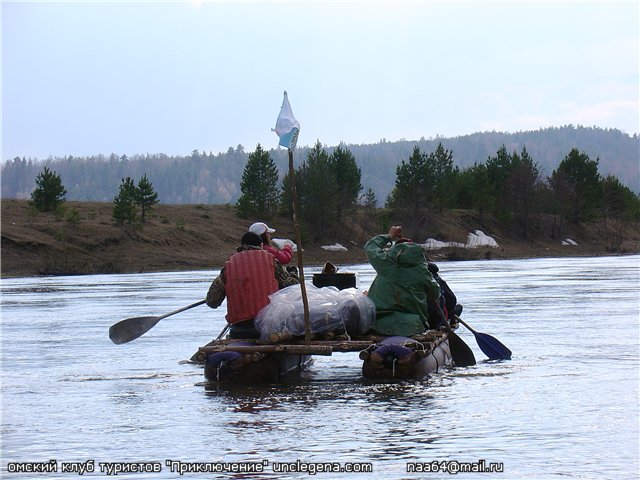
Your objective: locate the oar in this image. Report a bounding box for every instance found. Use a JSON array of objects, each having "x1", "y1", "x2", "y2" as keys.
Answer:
[
  {"x1": 109, "y1": 300, "x2": 206, "y2": 344},
  {"x1": 216, "y1": 324, "x2": 229, "y2": 340},
  {"x1": 455, "y1": 315, "x2": 512, "y2": 360},
  {"x1": 435, "y1": 303, "x2": 475, "y2": 367},
  {"x1": 441, "y1": 321, "x2": 476, "y2": 367}
]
